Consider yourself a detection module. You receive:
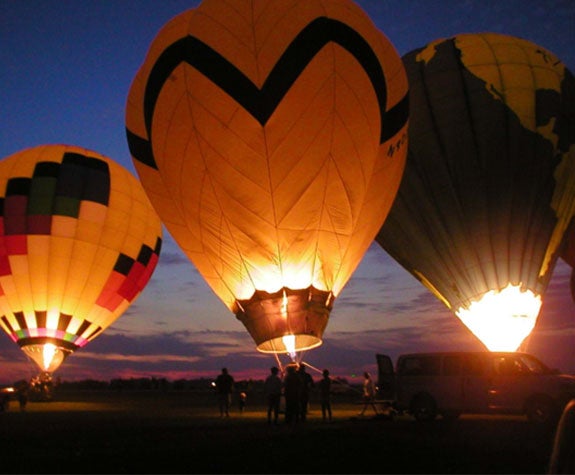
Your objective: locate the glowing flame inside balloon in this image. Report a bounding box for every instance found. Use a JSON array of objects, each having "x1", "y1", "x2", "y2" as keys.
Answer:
[
  {"x1": 43, "y1": 344, "x2": 57, "y2": 371},
  {"x1": 456, "y1": 284, "x2": 542, "y2": 351},
  {"x1": 22, "y1": 343, "x2": 68, "y2": 374},
  {"x1": 281, "y1": 290, "x2": 288, "y2": 319},
  {"x1": 282, "y1": 334, "x2": 297, "y2": 360}
]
